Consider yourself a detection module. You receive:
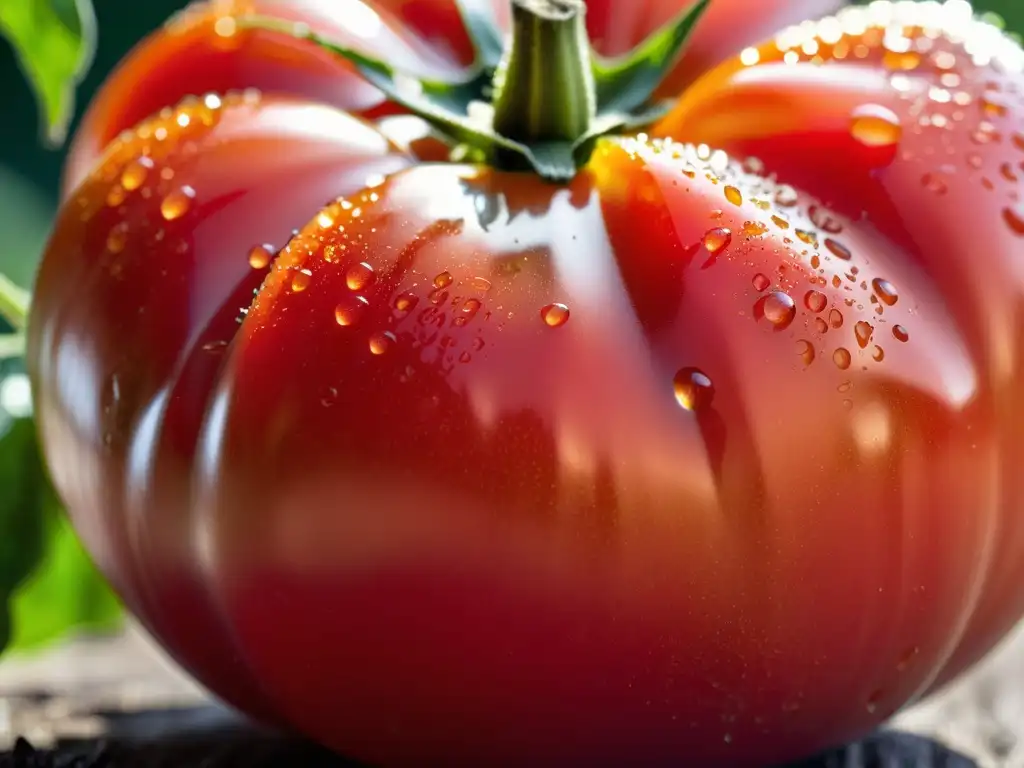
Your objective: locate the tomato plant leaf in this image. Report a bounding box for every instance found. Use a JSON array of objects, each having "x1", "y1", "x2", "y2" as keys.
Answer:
[
  {"x1": 0, "y1": 418, "x2": 50, "y2": 650},
  {"x1": 452, "y1": 0, "x2": 505, "y2": 71},
  {"x1": 0, "y1": 414, "x2": 123, "y2": 656},
  {"x1": 591, "y1": 0, "x2": 711, "y2": 114},
  {"x1": 0, "y1": 0, "x2": 97, "y2": 145}
]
